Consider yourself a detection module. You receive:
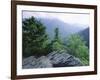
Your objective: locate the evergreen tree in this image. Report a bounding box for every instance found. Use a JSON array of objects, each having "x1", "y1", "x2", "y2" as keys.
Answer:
[
  {"x1": 22, "y1": 16, "x2": 48, "y2": 57},
  {"x1": 54, "y1": 28, "x2": 59, "y2": 40},
  {"x1": 47, "y1": 28, "x2": 64, "y2": 52},
  {"x1": 66, "y1": 34, "x2": 89, "y2": 65}
]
